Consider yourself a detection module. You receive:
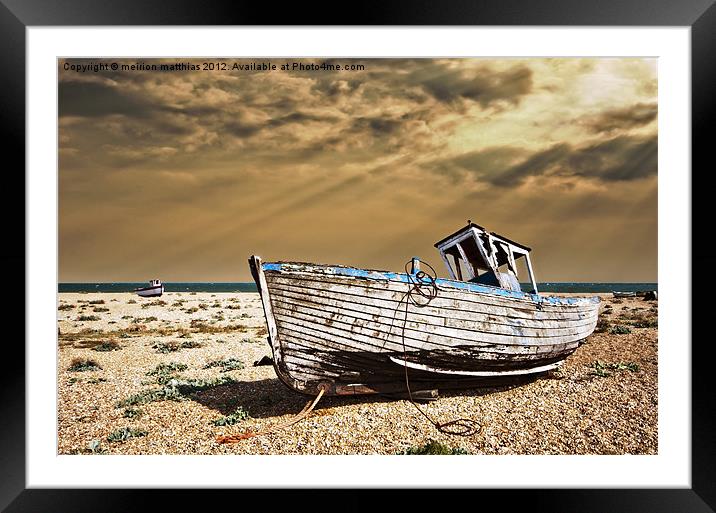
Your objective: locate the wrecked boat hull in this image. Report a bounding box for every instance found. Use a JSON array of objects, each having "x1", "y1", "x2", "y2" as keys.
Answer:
[{"x1": 249, "y1": 256, "x2": 600, "y2": 396}]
